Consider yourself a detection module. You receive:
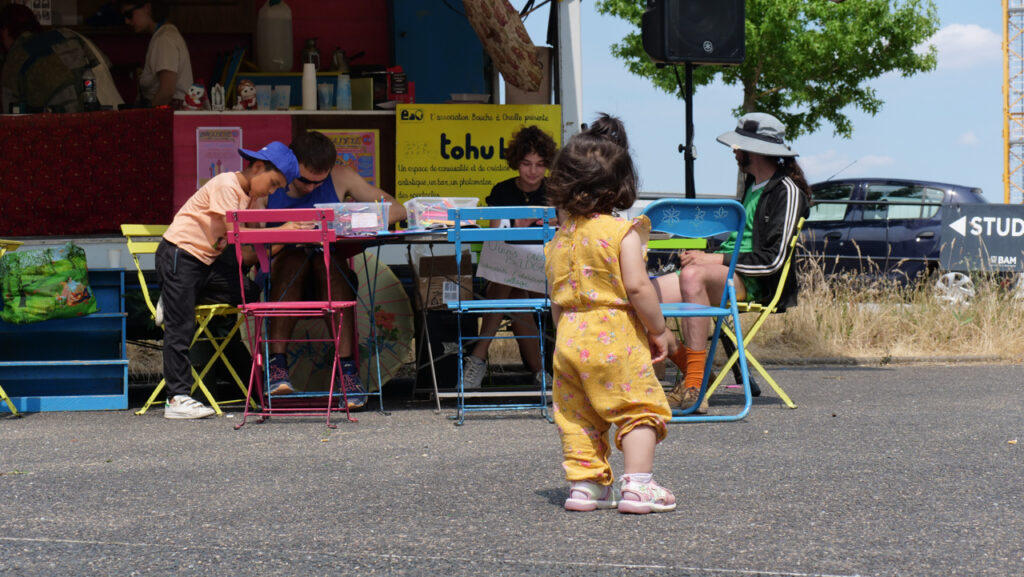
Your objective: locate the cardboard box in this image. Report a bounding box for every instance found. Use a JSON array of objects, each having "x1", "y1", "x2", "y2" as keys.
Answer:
[{"x1": 416, "y1": 254, "x2": 473, "y2": 310}]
